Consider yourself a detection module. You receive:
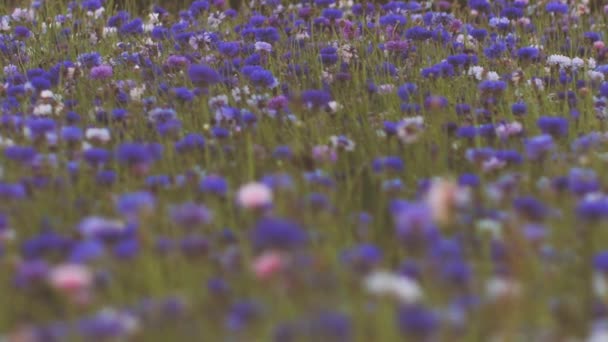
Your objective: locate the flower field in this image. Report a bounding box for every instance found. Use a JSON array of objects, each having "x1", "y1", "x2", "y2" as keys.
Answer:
[{"x1": 0, "y1": 0, "x2": 607, "y2": 340}]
